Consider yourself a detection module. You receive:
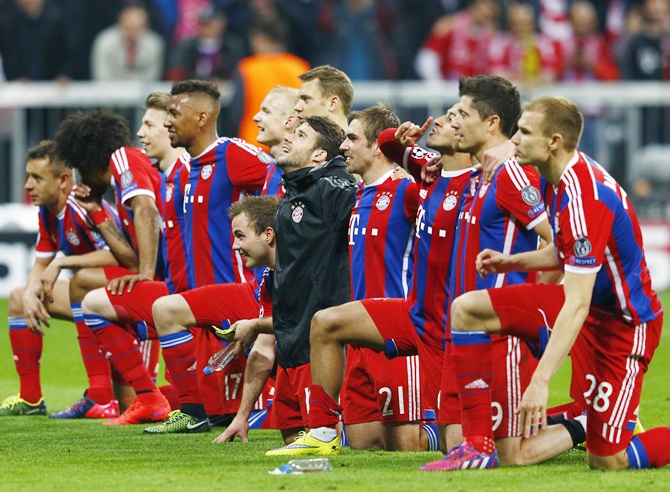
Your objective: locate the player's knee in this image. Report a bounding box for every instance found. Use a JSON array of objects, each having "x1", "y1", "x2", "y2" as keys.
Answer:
[
  {"x1": 151, "y1": 297, "x2": 172, "y2": 332},
  {"x1": 80, "y1": 288, "x2": 106, "y2": 316},
  {"x1": 450, "y1": 295, "x2": 473, "y2": 332},
  {"x1": 310, "y1": 307, "x2": 342, "y2": 341},
  {"x1": 8, "y1": 286, "x2": 25, "y2": 315}
]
